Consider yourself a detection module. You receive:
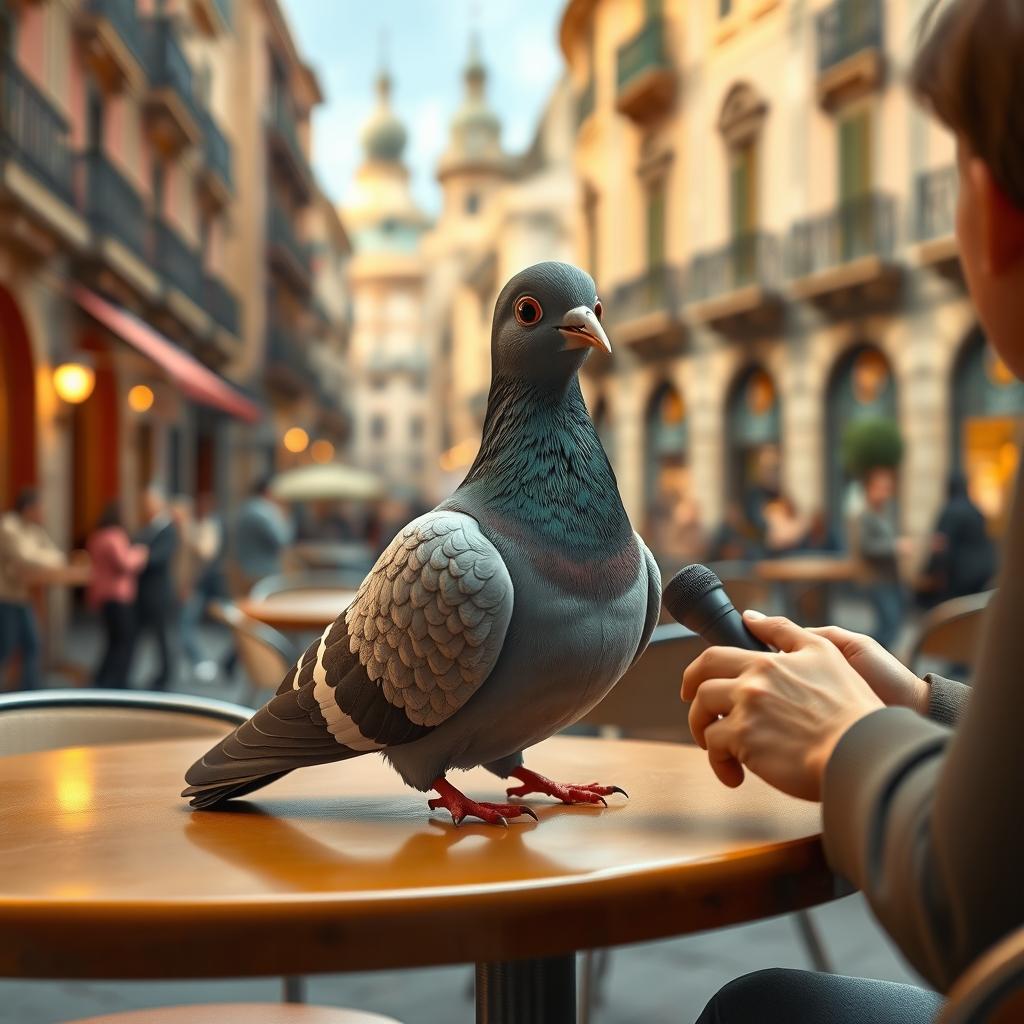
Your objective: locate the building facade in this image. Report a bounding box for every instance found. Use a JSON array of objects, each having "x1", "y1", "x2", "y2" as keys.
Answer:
[{"x1": 562, "y1": 0, "x2": 1023, "y2": 565}]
